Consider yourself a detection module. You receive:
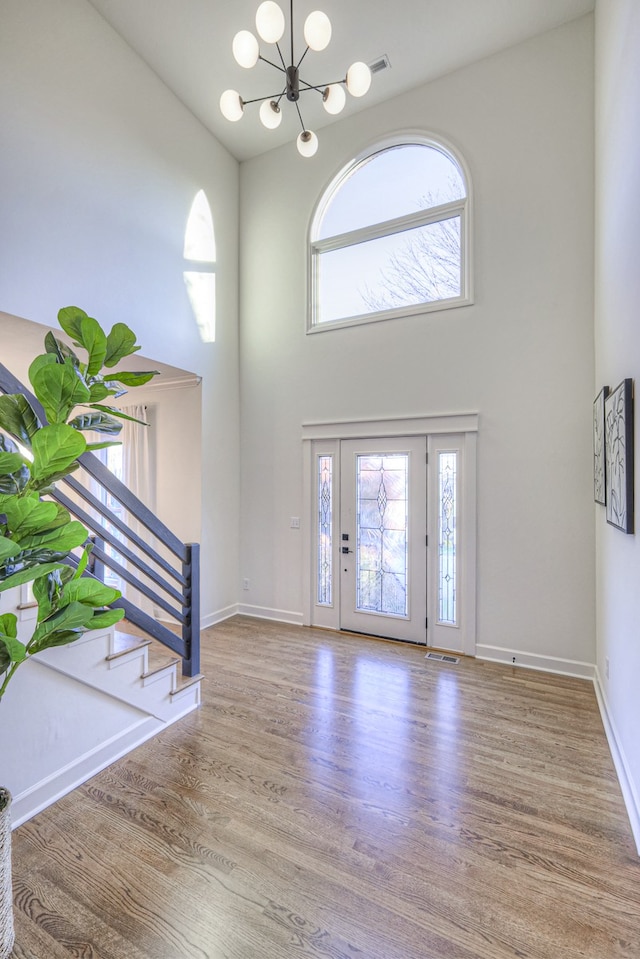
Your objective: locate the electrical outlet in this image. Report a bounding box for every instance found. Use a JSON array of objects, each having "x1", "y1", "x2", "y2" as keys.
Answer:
[
  {"x1": 290, "y1": 517, "x2": 300, "y2": 529},
  {"x1": 242, "y1": 578, "x2": 250, "y2": 590}
]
